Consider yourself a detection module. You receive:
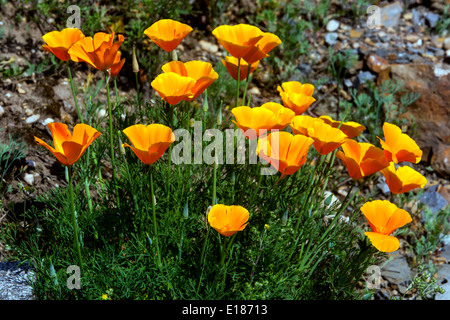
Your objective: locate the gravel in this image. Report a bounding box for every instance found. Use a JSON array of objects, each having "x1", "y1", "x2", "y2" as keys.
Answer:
[{"x1": 0, "y1": 261, "x2": 35, "y2": 300}]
